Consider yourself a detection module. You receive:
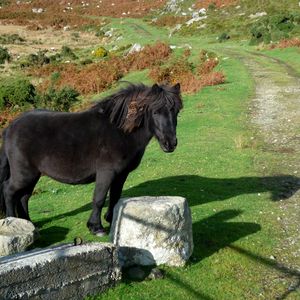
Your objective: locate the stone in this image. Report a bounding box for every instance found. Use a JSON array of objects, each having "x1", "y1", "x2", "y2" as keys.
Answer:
[
  {"x1": 110, "y1": 196, "x2": 193, "y2": 267},
  {"x1": 0, "y1": 217, "x2": 39, "y2": 256},
  {"x1": 127, "y1": 43, "x2": 143, "y2": 54},
  {"x1": 0, "y1": 242, "x2": 121, "y2": 299},
  {"x1": 249, "y1": 12, "x2": 267, "y2": 19}
]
